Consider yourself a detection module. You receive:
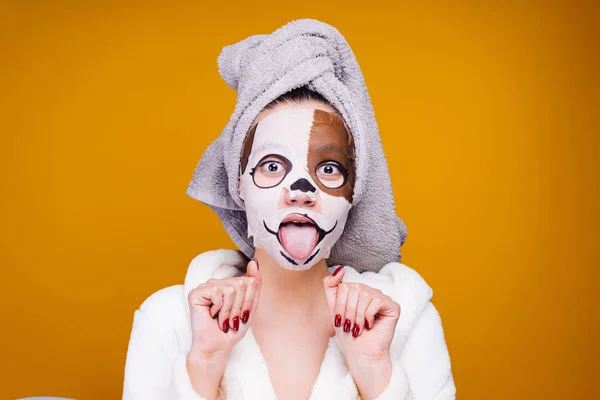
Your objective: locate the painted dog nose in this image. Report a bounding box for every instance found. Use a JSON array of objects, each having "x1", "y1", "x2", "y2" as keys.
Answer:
[{"x1": 290, "y1": 178, "x2": 316, "y2": 193}]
